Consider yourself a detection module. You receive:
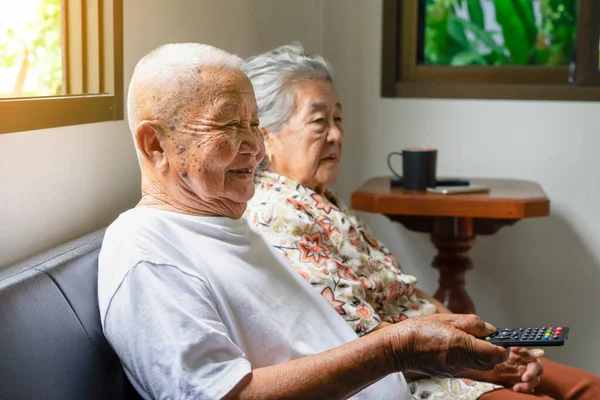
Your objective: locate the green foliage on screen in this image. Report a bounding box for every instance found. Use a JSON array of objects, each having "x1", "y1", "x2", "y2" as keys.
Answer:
[{"x1": 424, "y1": 0, "x2": 577, "y2": 66}]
